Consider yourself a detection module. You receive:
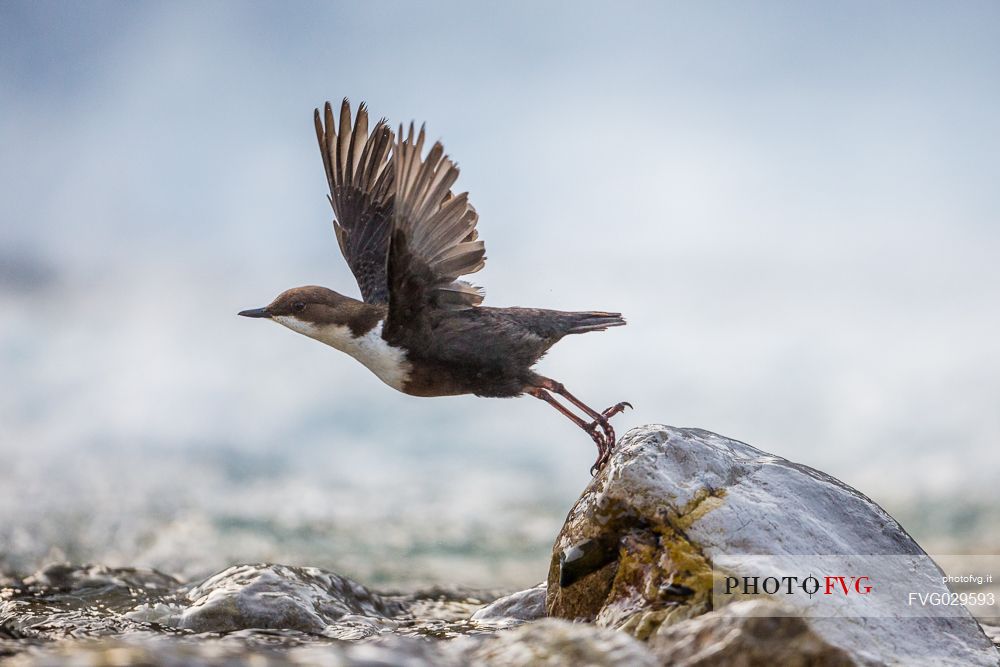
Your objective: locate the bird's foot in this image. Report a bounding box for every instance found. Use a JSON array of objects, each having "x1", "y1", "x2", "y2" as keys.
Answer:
[
  {"x1": 590, "y1": 446, "x2": 613, "y2": 476},
  {"x1": 584, "y1": 425, "x2": 610, "y2": 476},
  {"x1": 587, "y1": 415, "x2": 616, "y2": 476},
  {"x1": 588, "y1": 402, "x2": 632, "y2": 475},
  {"x1": 602, "y1": 401, "x2": 632, "y2": 419},
  {"x1": 588, "y1": 442, "x2": 607, "y2": 476}
]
